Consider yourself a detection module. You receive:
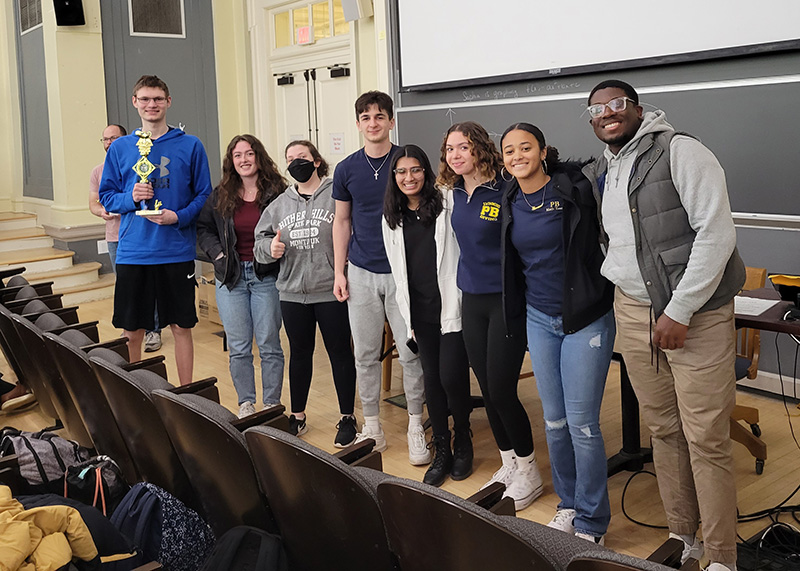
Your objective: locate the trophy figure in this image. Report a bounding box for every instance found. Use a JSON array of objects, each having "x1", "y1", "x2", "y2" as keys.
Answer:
[{"x1": 133, "y1": 130, "x2": 163, "y2": 216}]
